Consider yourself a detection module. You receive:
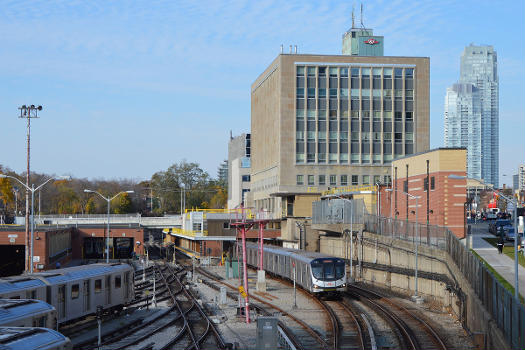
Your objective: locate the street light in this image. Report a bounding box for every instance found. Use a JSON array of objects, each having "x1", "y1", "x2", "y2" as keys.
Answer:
[
  {"x1": 386, "y1": 188, "x2": 421, "y2": 301},
  {"x1": 84, "y1": 189, "x2": 134, "y2": 263},
  {"x1": 0, "y1": 174, "x2": 69, "y2": 273}
]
